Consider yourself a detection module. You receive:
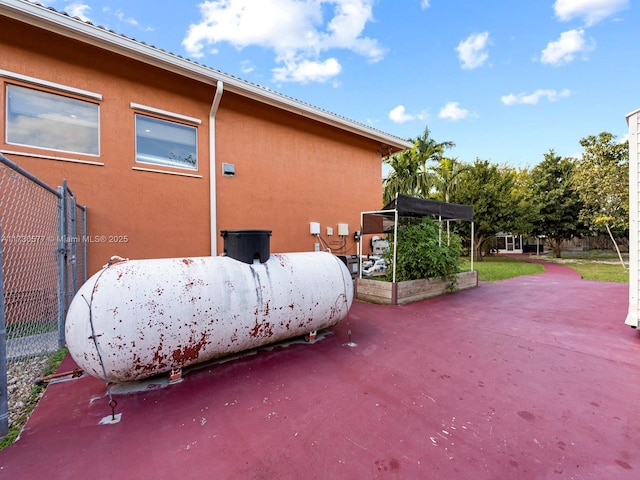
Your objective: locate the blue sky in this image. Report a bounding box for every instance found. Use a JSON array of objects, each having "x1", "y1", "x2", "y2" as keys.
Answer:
[{"x1": 43, "y1": 0, "x2": 635, "y2": 168}]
